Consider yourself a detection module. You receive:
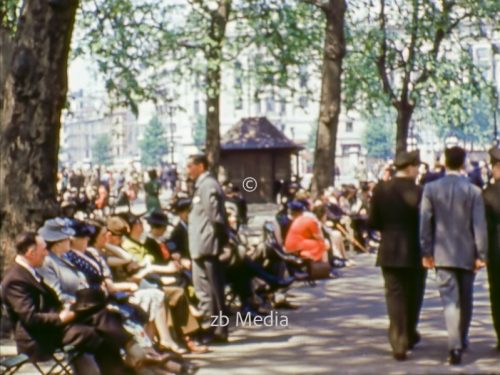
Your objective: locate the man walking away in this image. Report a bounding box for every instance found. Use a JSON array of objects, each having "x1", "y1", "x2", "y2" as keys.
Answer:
[
  {"x1": 420, "y1": 146, "x2": 488, "y2": 365},
  {"x1": 483, "y1": 147, "x2": 500, "y2": 351},
  {"x1": 369, "y1": 150, "x2": 426, "y2": 361}
]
